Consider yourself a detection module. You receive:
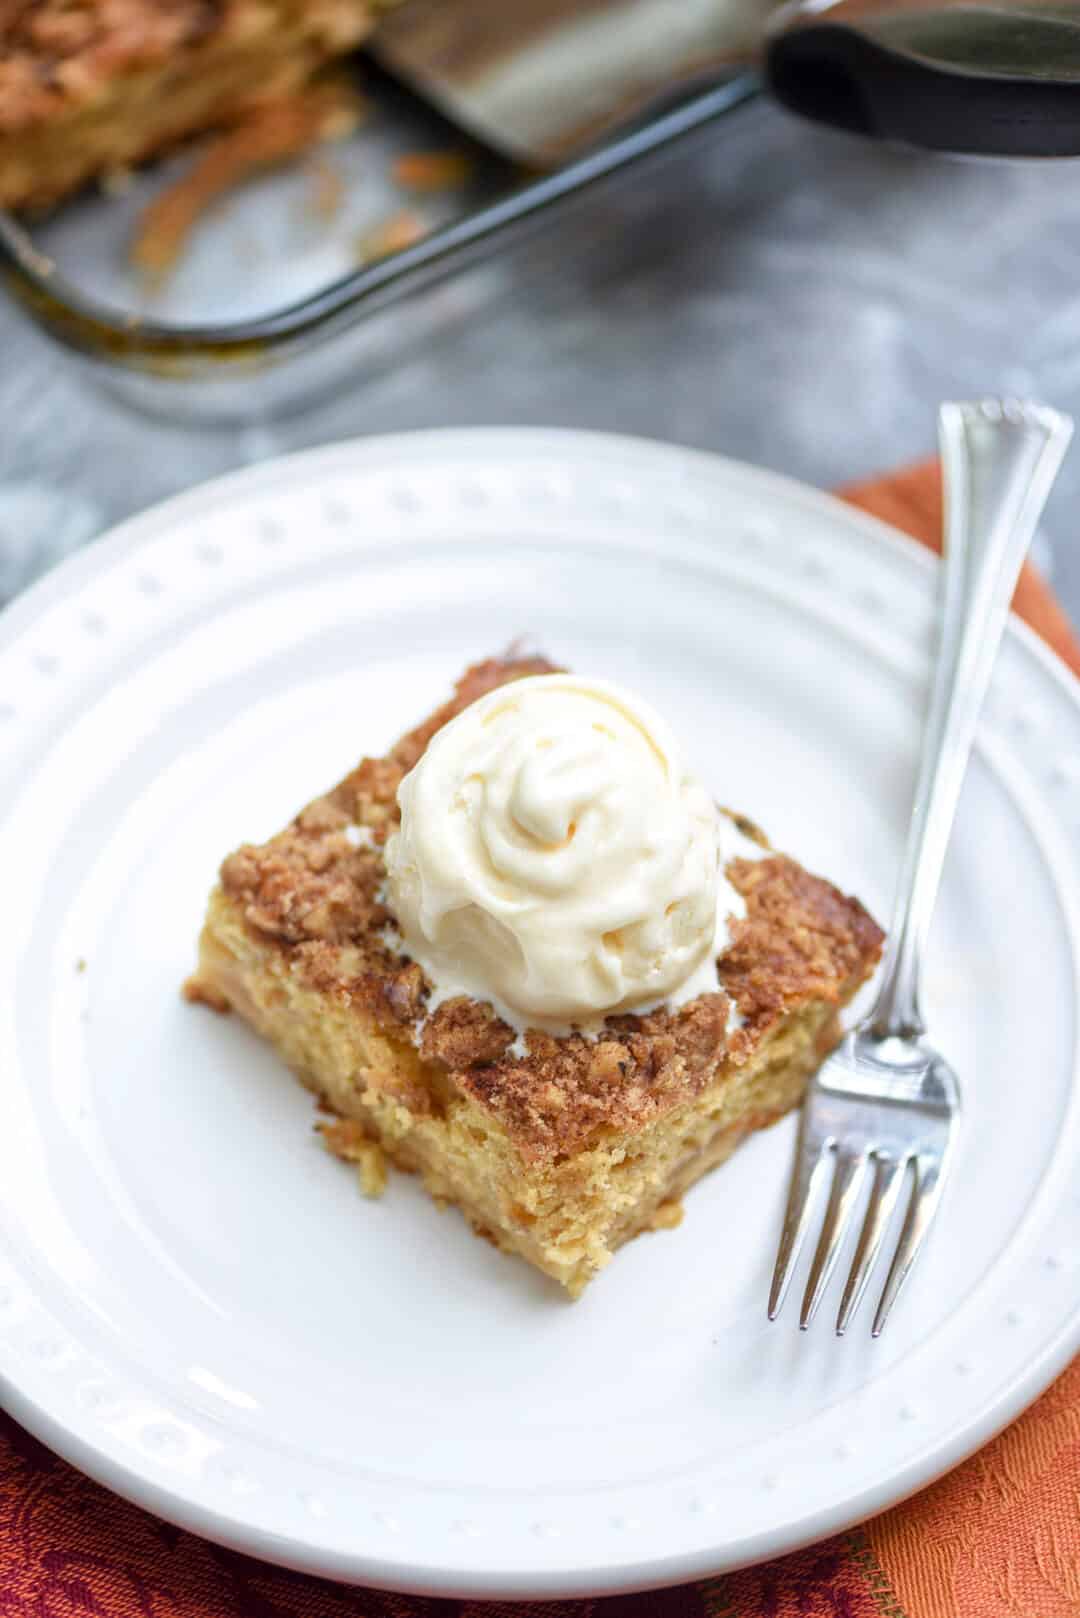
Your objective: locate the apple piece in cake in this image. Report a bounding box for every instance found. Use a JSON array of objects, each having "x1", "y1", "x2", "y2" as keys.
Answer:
[{"x1": 185, "y1": 656, "x2": 884, "y2": 1296}]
